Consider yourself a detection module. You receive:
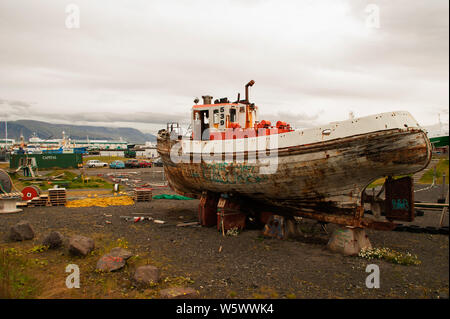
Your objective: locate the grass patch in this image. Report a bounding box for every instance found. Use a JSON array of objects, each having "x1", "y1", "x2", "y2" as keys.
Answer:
[
  {"x1": 252, "y1": 286, "x2": 279, "y2": 299},
  {"x1": 90, "y1": 235, "x2": 129, "y2": 257},
  {"x1": 27, "y1": 245, "x2": 49, "y2": 254},
  {"x1": 0, "y1": 235, "x2": 193, "y2": 299},
  {"x1": 366, "y1": 177, "x2": 386, "y2": 189},
  {"x1": 420, "y1": 159, "x2": 449, "y2": 184},
  {"x1": 45, "y1": 170, "x2": 78, "y2": 179},
  {"x1": 18, "y1": 169, "x2": 114, "y2": 190},
  {"x1": 67, "y1": 177, "x2": 113, "y2": 190},
  {"x1": 0, "y1": 248, "x2": 40, "y2": 298},
  {"x1": 358, "y1": 247, "x2": 421, "y2": 266},
  {"x1": 366, "y1": 174, "x2": 414, "y2": 189},
  {"x1": 163, "y1": 276, "x2": 195, "y2": 287}
]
